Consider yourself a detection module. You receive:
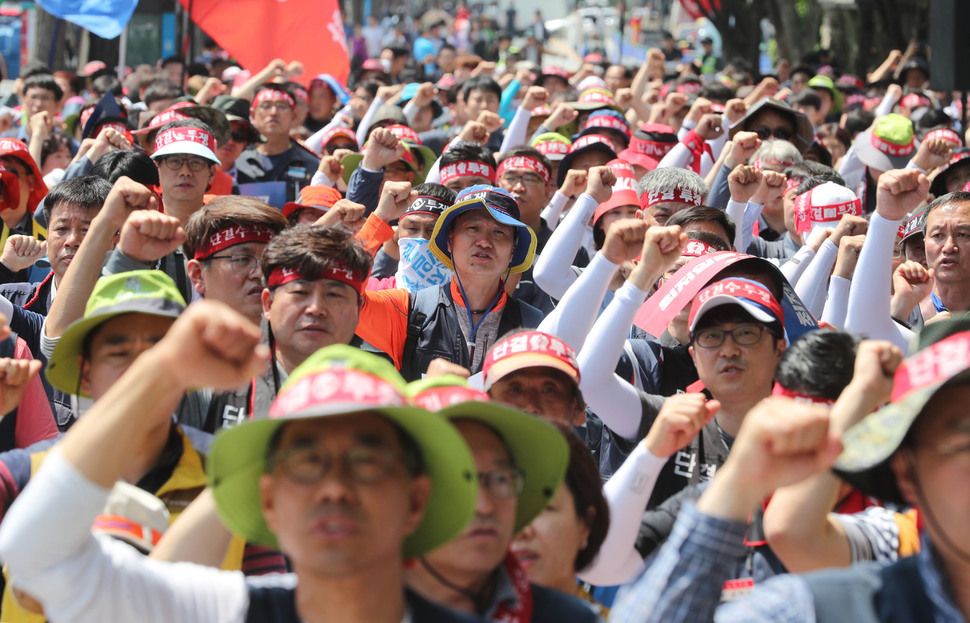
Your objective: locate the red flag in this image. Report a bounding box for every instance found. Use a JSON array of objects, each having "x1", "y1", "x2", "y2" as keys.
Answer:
[{"x1": 179, "y1": 0, "x2": 350, "y2": 86}]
